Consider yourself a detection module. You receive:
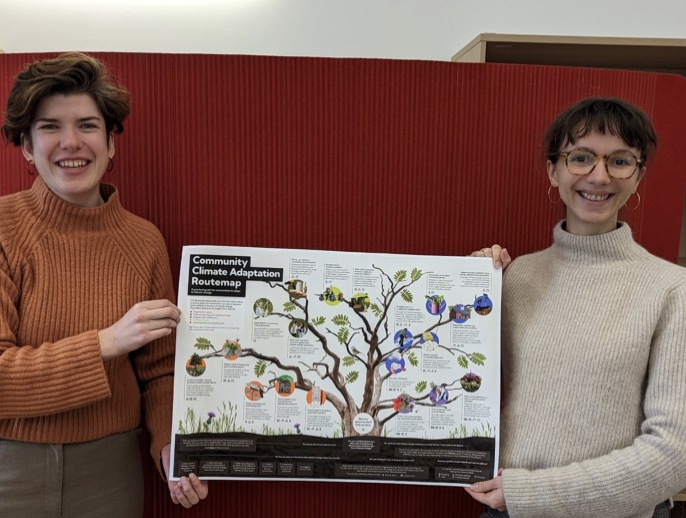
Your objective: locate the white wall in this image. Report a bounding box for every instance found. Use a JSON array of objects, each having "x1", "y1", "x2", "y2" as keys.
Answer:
[{"x1": 1, "y1": 0, "x2": 685, "y2": 60}]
